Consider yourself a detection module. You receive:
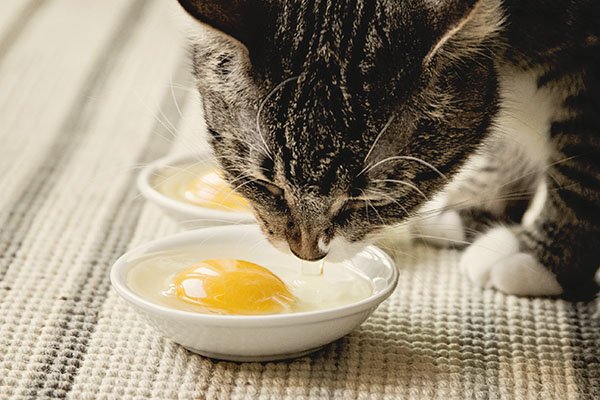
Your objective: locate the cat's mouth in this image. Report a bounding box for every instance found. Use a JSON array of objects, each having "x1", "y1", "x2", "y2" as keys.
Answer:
[
  {"x1": 269, "y1": 235, "x2": 369, "y2": 264},
  {"x1": 288, "y1": 247, "x2": 326, "y2": 262},
  {"x1": 267, "y1": 235, "x2": 336, "y2": 262}
]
